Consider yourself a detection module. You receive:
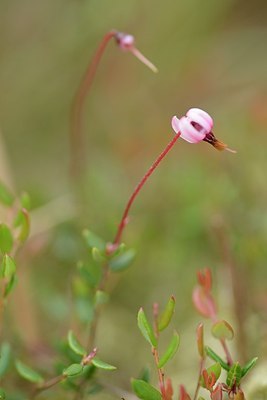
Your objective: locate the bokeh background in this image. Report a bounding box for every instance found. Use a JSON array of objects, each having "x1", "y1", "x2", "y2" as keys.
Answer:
[{"x1": 1, "y1": 0, "x2": 267, "y2": 398}]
